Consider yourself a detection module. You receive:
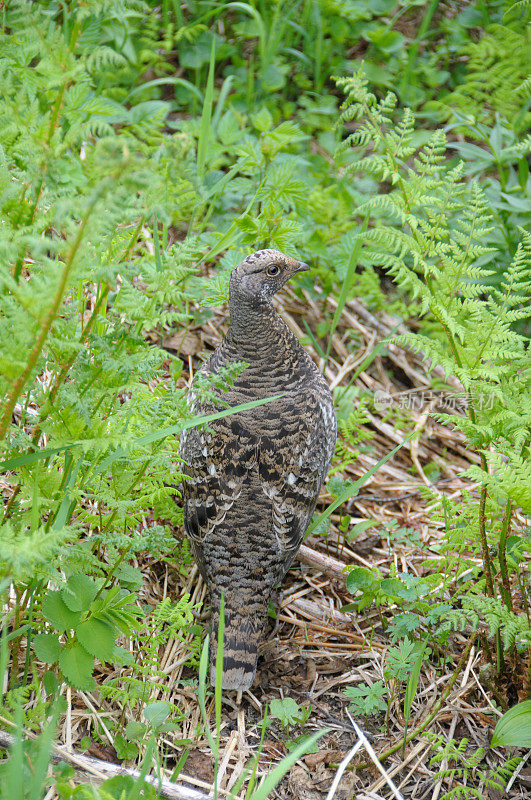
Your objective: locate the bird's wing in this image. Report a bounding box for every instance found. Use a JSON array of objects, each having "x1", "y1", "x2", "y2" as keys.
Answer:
[
  {"x1": 180, "y1": 415, "x2": 258, "y2": 576},
  {"x1": 257, "y1": 392, "x2": 336, "y2": 571}
]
